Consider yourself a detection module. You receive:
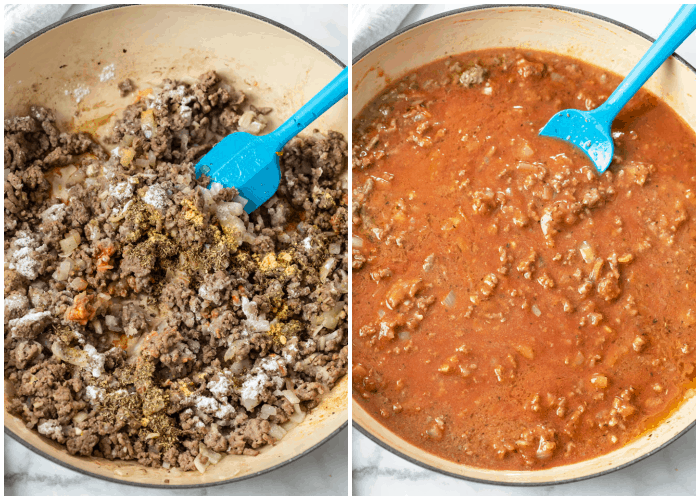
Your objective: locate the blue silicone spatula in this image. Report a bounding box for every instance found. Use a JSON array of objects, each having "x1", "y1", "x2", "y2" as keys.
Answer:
[
  {"x1": 540, "y1": 4, "x2": 696, "y2": 173},
  {"x1": 195, "y1": 66, "x2": 348, "y2": 213}
]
